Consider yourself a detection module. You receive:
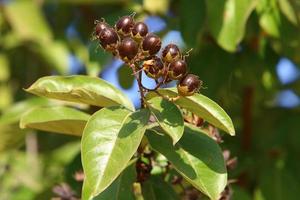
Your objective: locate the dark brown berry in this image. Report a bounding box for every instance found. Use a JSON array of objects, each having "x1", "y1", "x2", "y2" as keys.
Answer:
[
  {"x1": 118, "y1": 37, "x2": 138, "y2": 62},
  {"x1": 95, "y1": 20, "x2": 110, "y2": 38},
  {"x1": 177, "y1": 74, "x2": 202, "y2": 96},
  {"x1": 143, "y1": 56, "x2": 164, "y2": 79},
  {"x1": 132, "y1": 22, "x2": 148, "y2": 40},
  {"x1": 162, "y1": 44, "x2": 181, "y2": 63},
  {"x1": 115, "y1": 16, "x2": 135, "y2": 36},
  {"x1": 168, "y1": 59, "x2": 187, "y2": 80},
  {"x1": 99, "y1": 28, "x2": 119, "y2": 51},
  {"x1": 142, "y1": 33, "x2": 161, "y2": 56}
]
